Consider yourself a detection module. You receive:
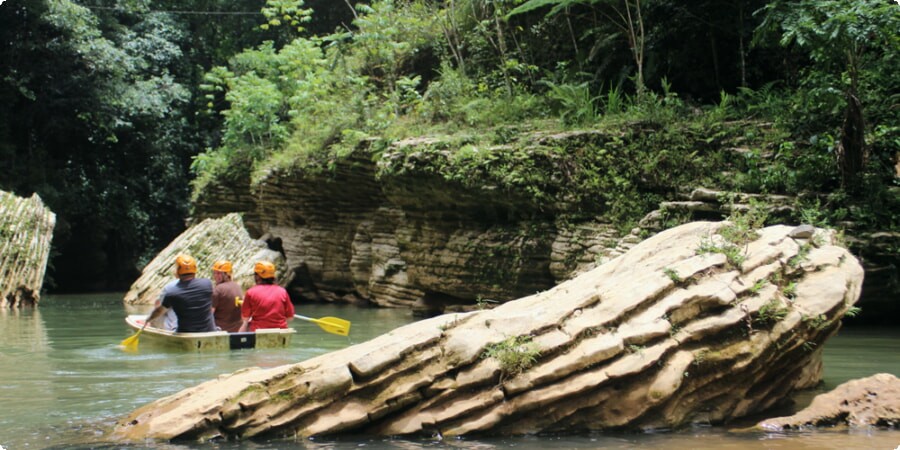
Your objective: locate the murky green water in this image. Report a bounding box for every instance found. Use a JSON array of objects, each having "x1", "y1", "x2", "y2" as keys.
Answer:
[{"x1": 0, "y1": 293, "x2": 897, "y2": 449}]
